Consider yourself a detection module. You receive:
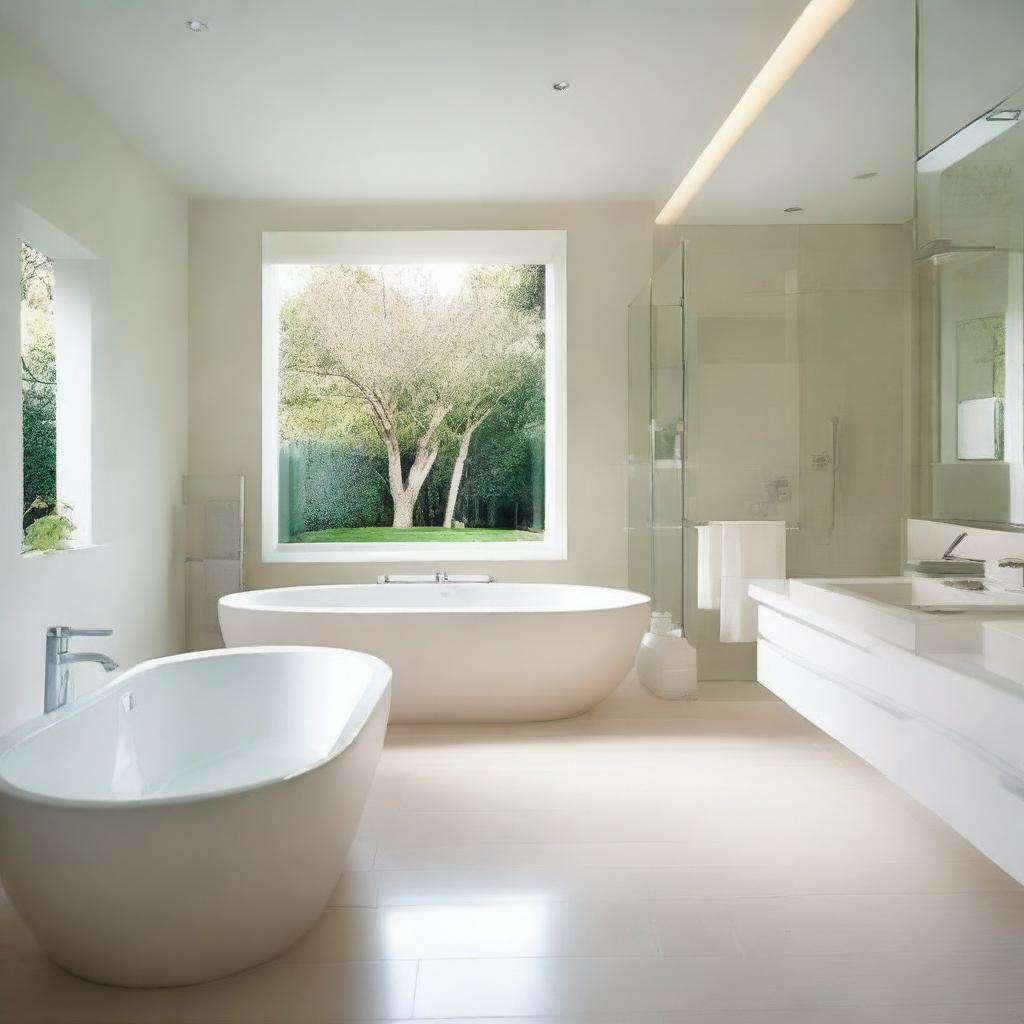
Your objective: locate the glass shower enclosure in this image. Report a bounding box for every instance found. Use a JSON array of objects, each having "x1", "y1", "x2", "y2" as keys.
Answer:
[
  {"x1": 630, "y1": 223, "x2": 908, "y2": 683},
  {"x1": 627, "y1": 243, "x2": 685, "y2": 634}
]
